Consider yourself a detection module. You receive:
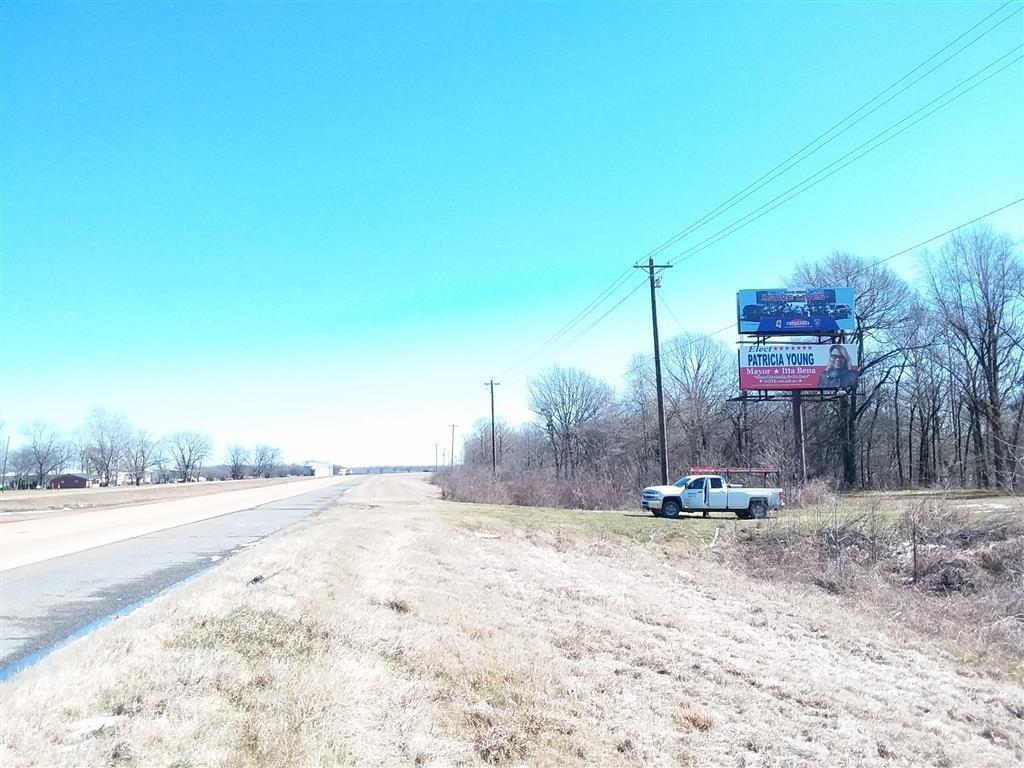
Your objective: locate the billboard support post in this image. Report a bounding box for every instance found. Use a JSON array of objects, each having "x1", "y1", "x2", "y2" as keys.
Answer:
[
  {"x1": 792, "y1": 391, "x2": 807, "y2": 483},
  {"x1": 636, "y1": 258, "x2": 673, "y2": 486}
]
